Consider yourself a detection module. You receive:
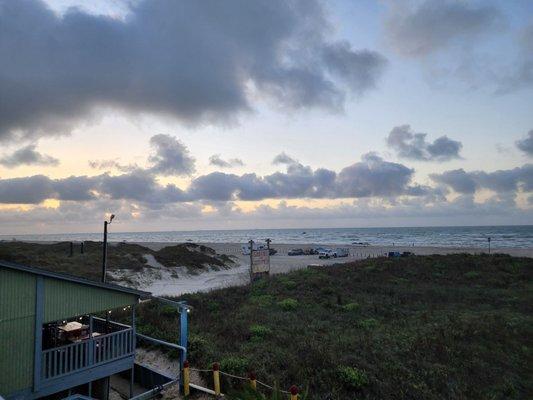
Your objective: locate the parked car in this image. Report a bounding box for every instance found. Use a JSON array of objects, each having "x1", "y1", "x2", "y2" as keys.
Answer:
[
  {"x1": 388, "y1": 251, "x2": 401, "y2": 258},
  {"x1": 312, "y1": 247, "x2": 327, "y2": 255},
  {"x1": 318, "y1": 249, "x2": 336, "y2": 259},
  {"x1": 334, "y1": 248, "x2": 349, "y2": 257},
  {"x1": 288, "y1": 248, "x2": 304, "y2": 256},
  {"x1": 269, "y1": 248, "x2": 277, "y2": 256}
]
